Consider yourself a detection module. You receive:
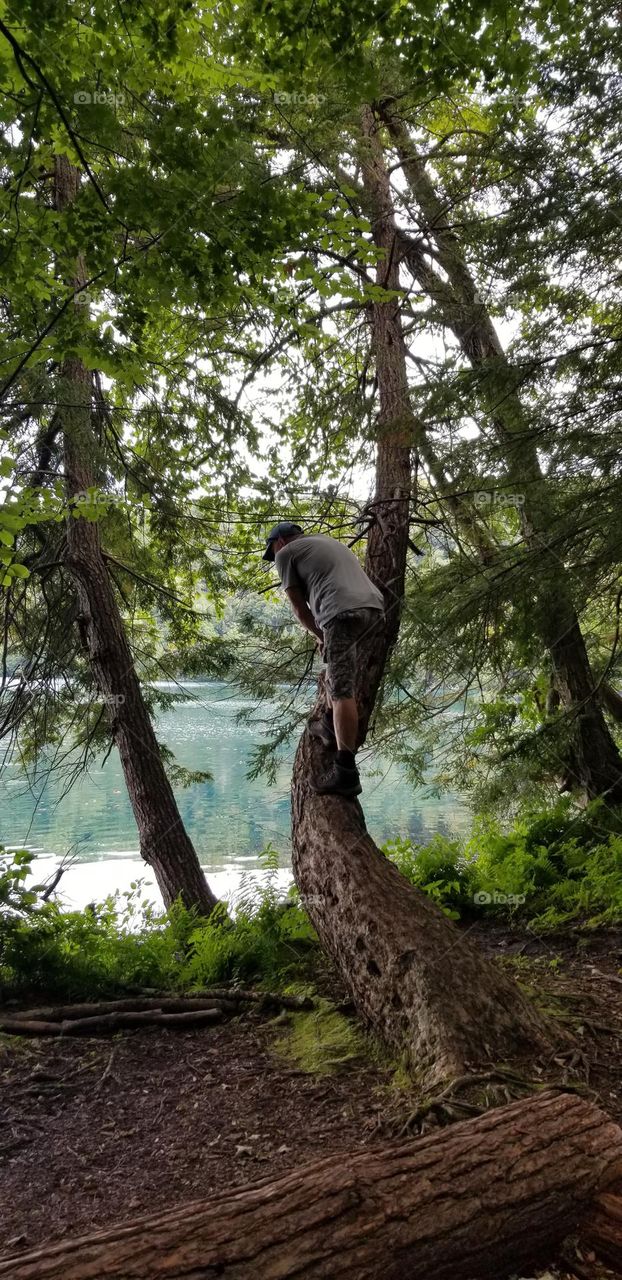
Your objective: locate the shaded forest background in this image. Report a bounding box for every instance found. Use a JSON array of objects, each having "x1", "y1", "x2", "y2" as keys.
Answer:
[{"x1": 1, "y1": 0, "x2": 622, "y2": 943}]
